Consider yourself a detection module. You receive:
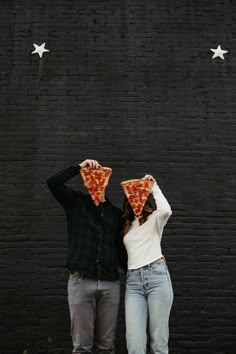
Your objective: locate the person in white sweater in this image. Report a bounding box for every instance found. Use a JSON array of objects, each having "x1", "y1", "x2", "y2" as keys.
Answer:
[{"x1": 121, "y1": 174, "x2": 173, "y2": 354}]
